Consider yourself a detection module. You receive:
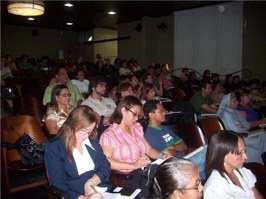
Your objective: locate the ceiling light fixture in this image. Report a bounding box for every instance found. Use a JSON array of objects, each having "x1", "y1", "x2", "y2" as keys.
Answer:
[
  {"x1": 7, "y1": 0, "x2": 45, "y2": 16},
  {"x1": 66, "y1": 22, "x2": 73, "y2": 26},
  {"x1": 64, "y1": 3, "x2": 73, "y2": 7},
  {"x1": 108, "y1": 11, "x2": 116, "y2": 15},
  {"x1": 28, "y1": 17, "x2": 35, "y2": 20}
]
